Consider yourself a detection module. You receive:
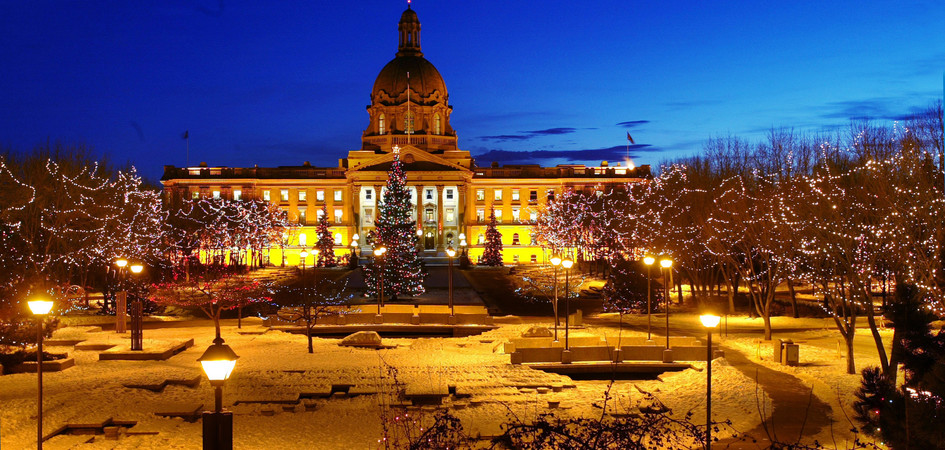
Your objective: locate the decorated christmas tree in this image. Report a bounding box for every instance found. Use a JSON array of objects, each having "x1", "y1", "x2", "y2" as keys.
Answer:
[
  {"x1": 364, "y1": 152, "x2": 425, "y2": 298},
  {"x1": 314, "y1": 205, "x2": 337, "y2": 267},
  {"x1": 480, "y1": 206, "x2": 503, "y2": 266}
]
